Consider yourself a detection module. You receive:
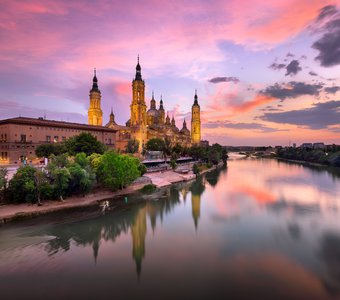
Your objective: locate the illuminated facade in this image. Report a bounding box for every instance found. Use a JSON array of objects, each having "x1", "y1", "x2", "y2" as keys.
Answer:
[
  {"x1": 126, "y1": 58, "x2": 201, "y2": 149},
  {"x1": 88, "y1": 69, "x2": 103, "y2": 126},
  {"x1": 191, "y1": 90, "x2": 201, "y2": 144}
]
